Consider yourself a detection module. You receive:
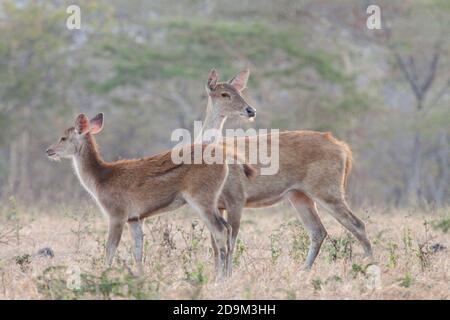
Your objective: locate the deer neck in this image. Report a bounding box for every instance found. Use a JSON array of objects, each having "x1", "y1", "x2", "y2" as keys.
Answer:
[
  {"x1": 195, "y1": 96, "x2": 227, "y2": 144},
  {"x1": 72, "y1": 134, "x2": 108, "y2": 196}
]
